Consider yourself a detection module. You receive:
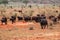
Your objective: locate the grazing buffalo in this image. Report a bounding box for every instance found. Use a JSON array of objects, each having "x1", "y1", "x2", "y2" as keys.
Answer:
[
  {"x1": 10, "y1": 16, "x2": 16, "y2": 24},
  {"x1": 17, "y1": 16, "x2": 23, "y2": 21},
  {"x1": 40, "y1": 19, "x2": 48, "y2": 29},
  {"x1": 1, "y1": 17, "x2": 7, "y2": 25},
  {"x1": 24, "y1": 16, "x2": 31, "y2": 22}
]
